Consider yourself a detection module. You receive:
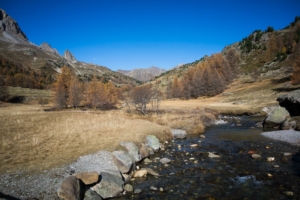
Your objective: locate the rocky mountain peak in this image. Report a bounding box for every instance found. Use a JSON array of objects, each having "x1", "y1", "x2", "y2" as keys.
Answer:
[
  {"x1": 40, "y1": 42, "x2": 59, "y2": 55},
  {"x1": 64, "y1": 49, "x2": 77, "y2": 63},
  {"x1": 0, "y1": 9, "x2": 28, "y2": 43}
]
